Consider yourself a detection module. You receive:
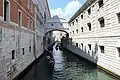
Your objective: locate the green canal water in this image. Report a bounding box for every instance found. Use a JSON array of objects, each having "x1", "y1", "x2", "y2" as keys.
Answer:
[{"x1": 21, "y1": 46, "x2": 119, "y2": 80}]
